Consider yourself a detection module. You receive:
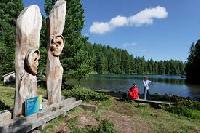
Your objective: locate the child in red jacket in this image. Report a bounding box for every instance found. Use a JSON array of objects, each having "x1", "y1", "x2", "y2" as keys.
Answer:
[{"x1": 128, "y1": 83, "x2": 139, "y2": 100}]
